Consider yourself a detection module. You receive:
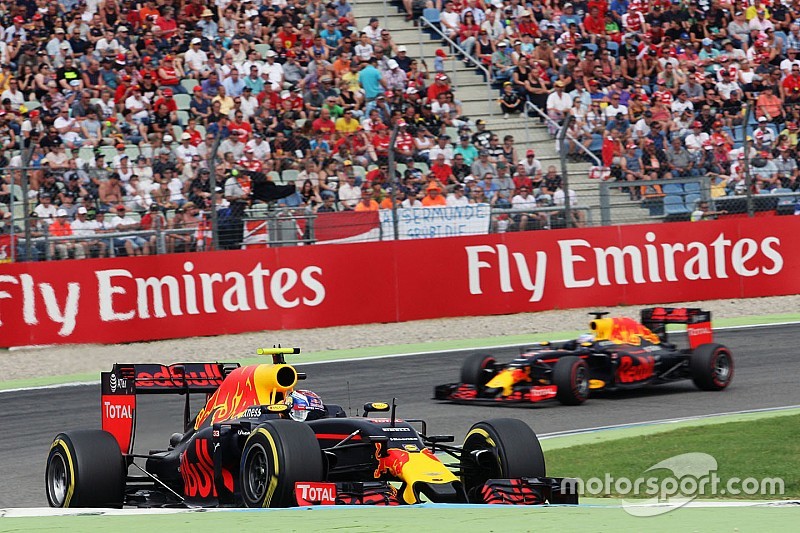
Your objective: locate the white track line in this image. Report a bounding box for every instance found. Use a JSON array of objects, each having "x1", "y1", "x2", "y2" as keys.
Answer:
[
  {"x1": 539, "y1": 405, "x2": 800, "y2": 439},
  {"x1": 3, "y1": 320, "x2": 799, "y2": 395}
]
